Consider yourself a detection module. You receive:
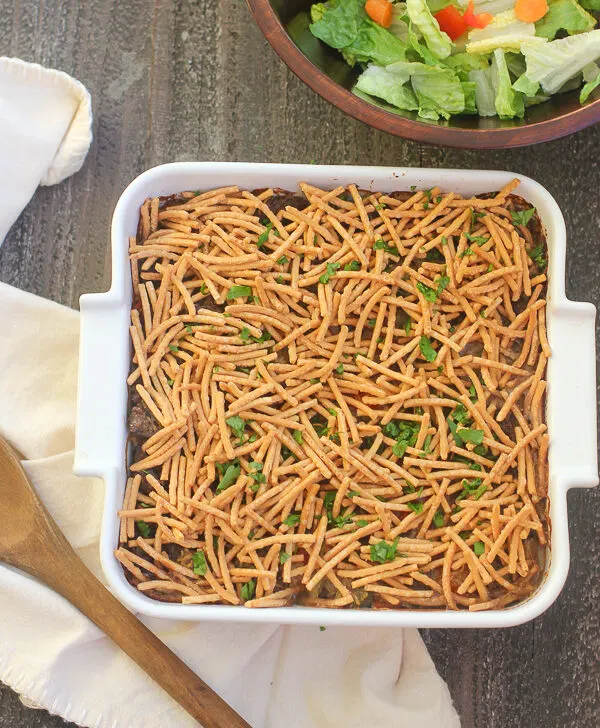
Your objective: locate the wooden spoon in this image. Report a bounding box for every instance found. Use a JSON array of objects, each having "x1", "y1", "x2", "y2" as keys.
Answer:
[{"x1": 0, "y1": 435, "x2": 251, "y2": 728}]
